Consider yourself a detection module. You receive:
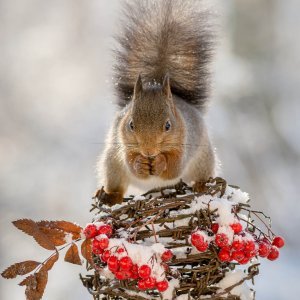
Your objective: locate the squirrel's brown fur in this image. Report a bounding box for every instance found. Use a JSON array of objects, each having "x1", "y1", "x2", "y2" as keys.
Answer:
[{"x1": 97, "y1": 0, "x2": 217, "y2": 205}]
